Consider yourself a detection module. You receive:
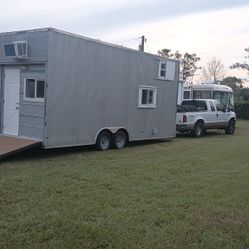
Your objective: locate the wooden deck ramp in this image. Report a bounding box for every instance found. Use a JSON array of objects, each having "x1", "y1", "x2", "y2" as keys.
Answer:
[{"x1": 0, "y1": 135, "x2": 41, "y2": 159}]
